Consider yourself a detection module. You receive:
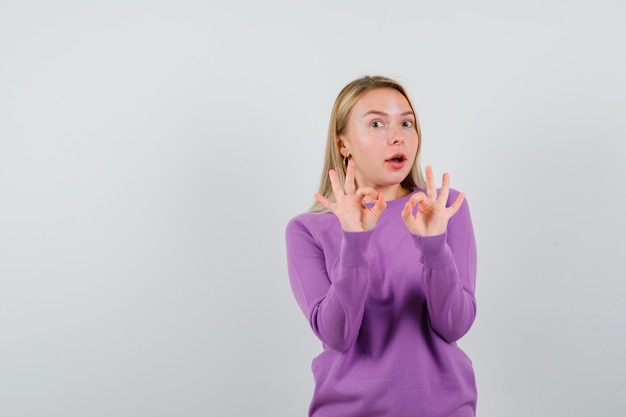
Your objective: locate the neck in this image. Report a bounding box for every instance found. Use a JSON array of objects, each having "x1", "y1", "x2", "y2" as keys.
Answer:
[{"x1": 364, "y1": 184, "x2": 410, "y2": 202}]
